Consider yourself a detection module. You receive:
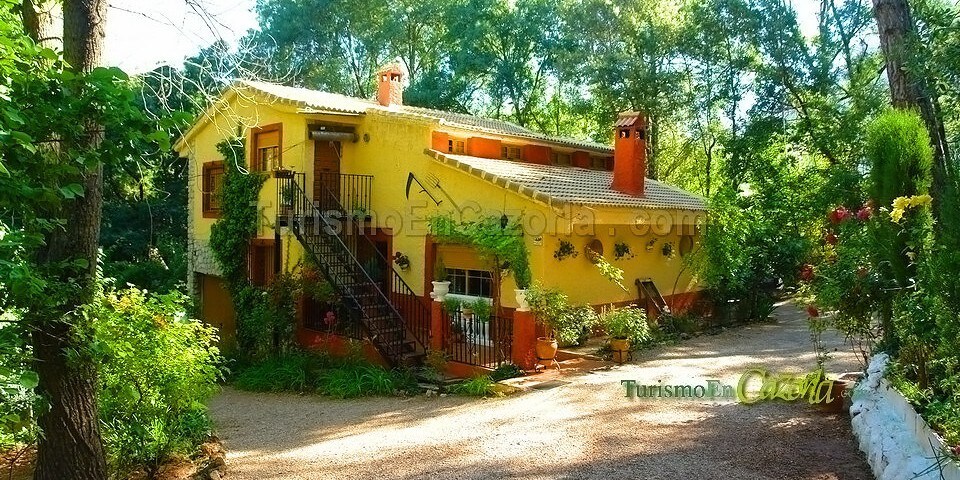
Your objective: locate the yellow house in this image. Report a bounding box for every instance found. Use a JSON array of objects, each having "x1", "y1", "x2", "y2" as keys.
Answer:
[{"x1": 175, "y1": 64, "x2": 707, "y2": 369}]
